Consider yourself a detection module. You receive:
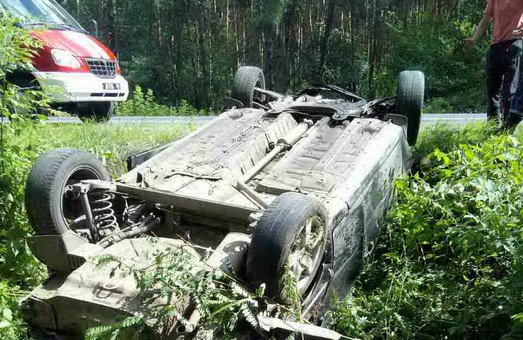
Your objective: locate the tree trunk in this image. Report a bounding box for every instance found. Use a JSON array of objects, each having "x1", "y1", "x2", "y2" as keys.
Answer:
[{"x1": 318, "y1": 0, "x2": 336, "y2": 76}]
